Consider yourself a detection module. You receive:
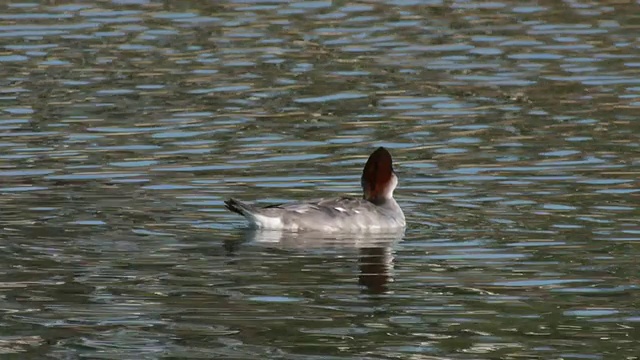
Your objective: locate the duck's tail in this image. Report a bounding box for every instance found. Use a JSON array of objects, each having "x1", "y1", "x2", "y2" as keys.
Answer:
[{"x1": 224, "y1": 198, "x2": 254, "y2": 216}]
